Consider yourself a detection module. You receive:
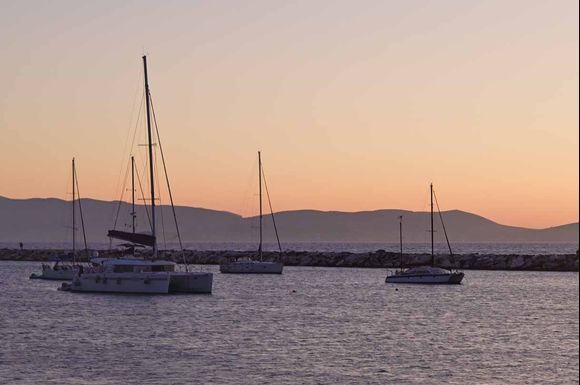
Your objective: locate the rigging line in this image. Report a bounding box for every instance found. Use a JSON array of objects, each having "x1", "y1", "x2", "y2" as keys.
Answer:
[
  {"x1": 111, "y1": 93, "x2": 143, "y2": 230},
  {"x1": 422, "y1": 189, "x2": 430, "y2": 249},
  {"x1": 243, "y1": 157, "x2": 260, "y2": 246},
  {"x1": 74, "y1": 165, "x2": 89, "y2": 259},
  {"x1": 134, "y1": 160, "x2": 152, "y2": 230},
  {"x1": 261, "y1": 165, "x2": 282, "y2": 254},
  {"x1": 111, "y1": 158, "x2": 131, "y2": 232},
  {"x1": 149, "y1": 92, "x2": 189, "y2": 271},
  {"x1": 122, "y1": 97, "x2": 145, "y2": 233},
  {"x1": 125, "y1": 92, "x2": 145, "y2": 214},
  {"x1": 63, "y1": 168, "x2": 72, "y2": 258},
  {"x1": 240, "y1": 157, "x2": 258, "y2": 217},
  {"x1": 128, "y1": 93, "x2": 144, "y2": 160},
  {"x1": 241, "y1": 157, "x2": 259, "y2": 245},
  {"x1": 154, "y1": 150, "x2": 168, "y2": 251},
  {"x1": 111, "y1": 76, "x2": 144, "y2": 222},
  {"x1": 433, "y1": 188, "x2": 454, "y2": 258},
  {"x1": 110, "y1": 157, "x2": 131, "y2": 253}
]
